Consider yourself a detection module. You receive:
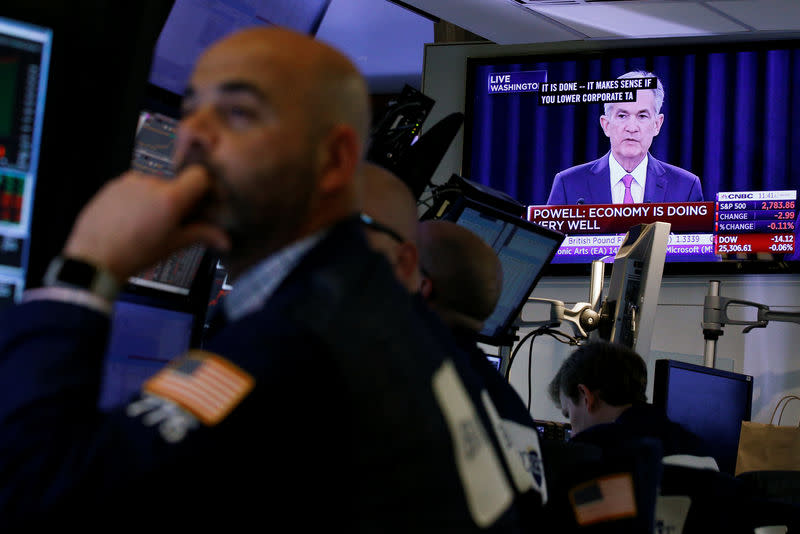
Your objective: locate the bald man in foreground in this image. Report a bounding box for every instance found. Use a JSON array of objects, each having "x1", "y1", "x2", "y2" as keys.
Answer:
[{"x1": 0, "y1": 28, "x2": 527, "y2": 532}]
